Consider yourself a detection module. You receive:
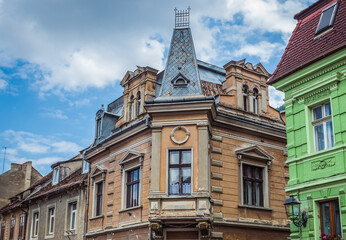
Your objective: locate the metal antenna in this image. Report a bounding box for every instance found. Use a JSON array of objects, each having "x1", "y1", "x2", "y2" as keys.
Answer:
[
  {"x1": 2, "y1": 147, "x2": 6, "y2": 174},
  {"x1": 175, "y1": 7, "x2": 191, "y2": 29}
]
